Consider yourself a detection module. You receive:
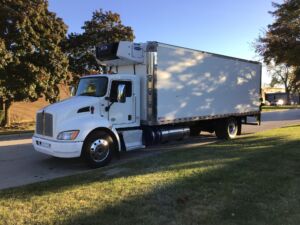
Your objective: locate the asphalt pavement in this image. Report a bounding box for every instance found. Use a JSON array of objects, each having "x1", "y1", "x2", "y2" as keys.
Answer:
[{"x1": 0, "y1": 109, "x2": 299, "y2": 190}]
